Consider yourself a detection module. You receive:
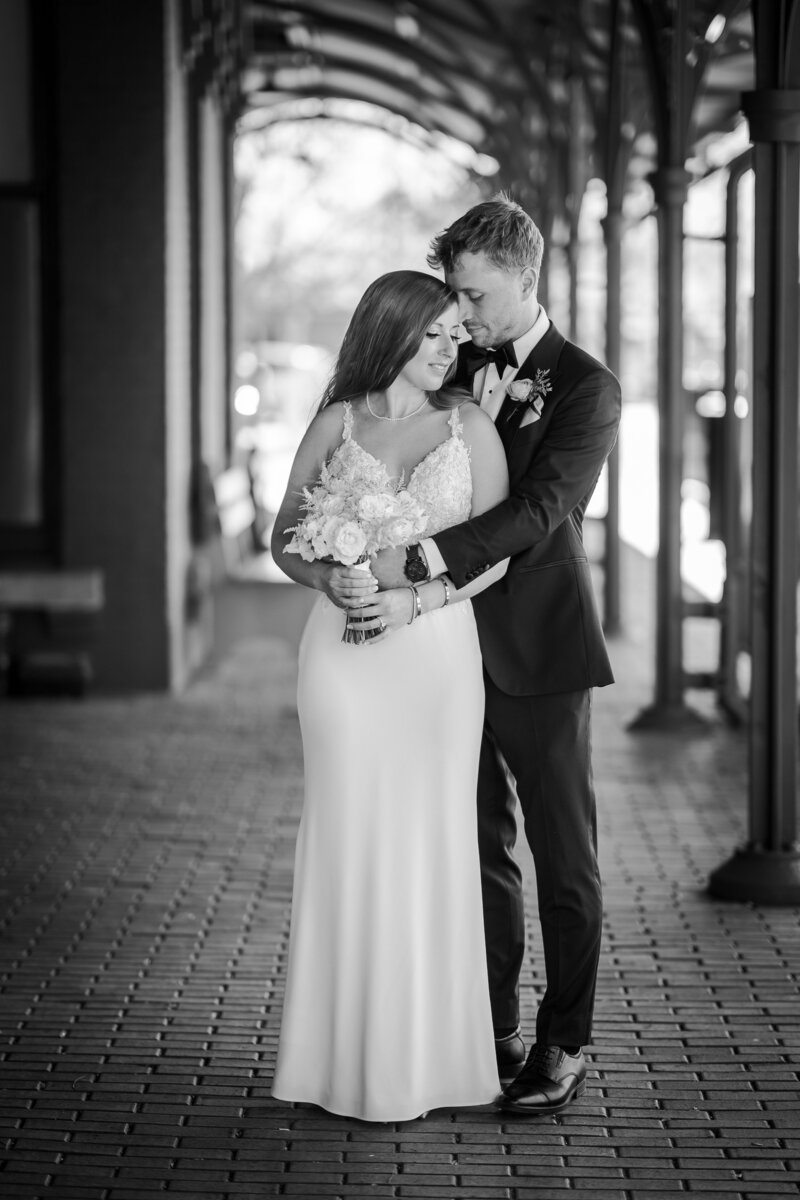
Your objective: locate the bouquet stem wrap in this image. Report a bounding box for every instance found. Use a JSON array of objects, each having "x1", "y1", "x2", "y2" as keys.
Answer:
[{"x1": 342, "y1": 558, "x2": 378, "y2": 645}]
